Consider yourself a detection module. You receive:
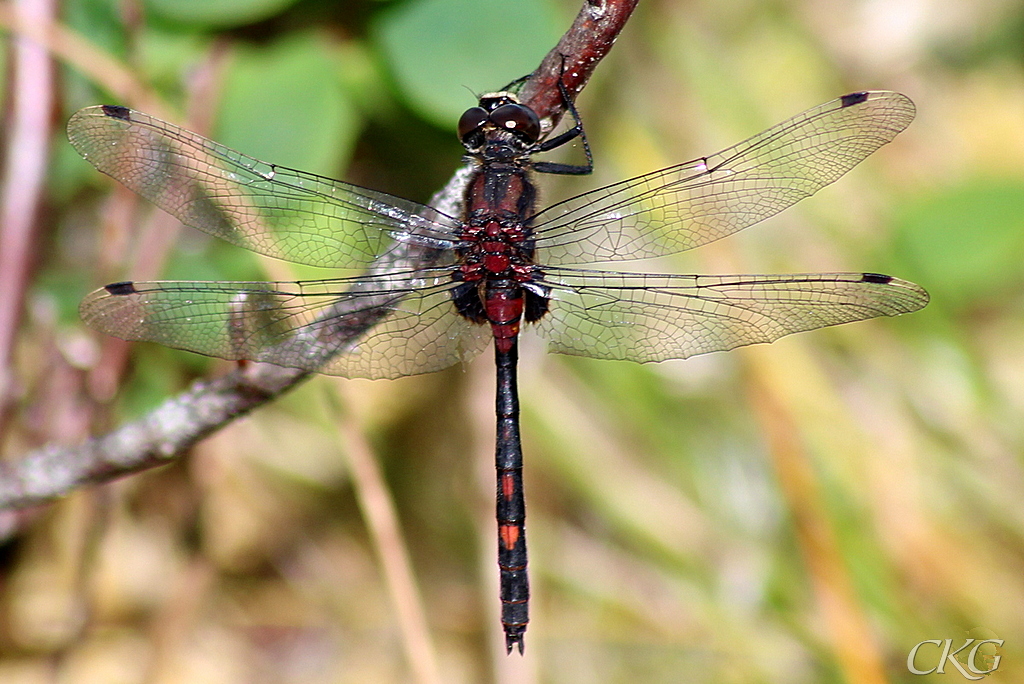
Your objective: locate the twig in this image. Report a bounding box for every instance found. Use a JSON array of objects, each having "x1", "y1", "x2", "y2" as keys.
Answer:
[
  {"x1": 0, "y1": 0, "x2": 56, "y2": 426},
  {"x1": 0, "y1": 0, "x2": 639, "y2": 513},
  {"x1": 334, "y1": 389, "x2": 442, "y2": 684},
  {"x1": 0, "y1": 2, "x2": 166, "y2": 114},
  {"x1": 521, "y1": 0, "x2": 638, "y2": 124}
]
